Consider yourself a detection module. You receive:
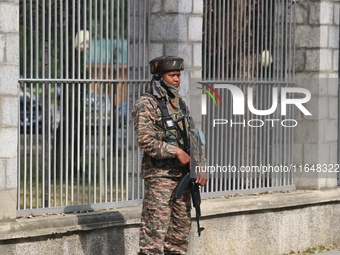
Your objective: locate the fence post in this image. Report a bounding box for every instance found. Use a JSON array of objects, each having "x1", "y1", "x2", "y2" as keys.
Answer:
[
  {"x1": 149, "y1": 0, "x2": 203, "y2": 105},
  {"x1": 0, "y1": 0, "x2": 19, "y2": 220},
  {"x1": 294, "y1": 0, "x2": 339, "y2": 189}
]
